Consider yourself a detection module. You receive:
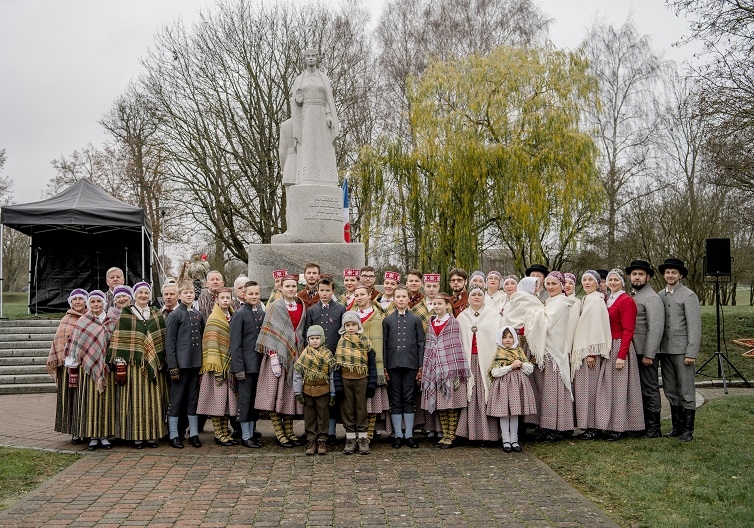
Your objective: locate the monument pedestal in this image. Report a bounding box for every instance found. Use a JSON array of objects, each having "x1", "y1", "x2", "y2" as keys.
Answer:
[
  {"x1": 271, "y1": 184, "x2": 343, "y2": 244},
  {"x1": 248, "y1": 242, "x2": 365, "y2": 296}
]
